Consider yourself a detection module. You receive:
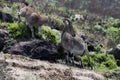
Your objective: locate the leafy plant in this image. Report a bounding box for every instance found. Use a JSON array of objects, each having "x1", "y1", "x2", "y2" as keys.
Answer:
[
  {"x1": 41, "y1": 25, "x2": 59, "y2": 45},
  {"x1": 82, "y1": 52, "x2": 117, "y2": 71},
  {"x1": 58, "y1": 7, "x2": 66, "y2": 12},
  {"x1": 105, "y1": 17, "x2": 120, "y2": 28},
  {"x1": 7, "y1": 22, "x2": 29, "y2": 38},
  {"x1": 49, "y1": 15, "x2": 64, "y2": 30},
  {"x1": 94, "y1": 44, "x2": 103, "y2": 53},
  {"x1": 103, "y1": 59, "x2": 117, "y2": 69},
  {"x1": 11, "y1": 3, "x2": 19, "y2": 16},
  {"x1": 0, "y1": 22, "x2": 9, "y2": 29},
  {"x1": 93, "y1": 24, "x2": 106, "y2": 33},
  {"x1": 107, "y1": 27, "x2": 120, "y2": 47}
]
